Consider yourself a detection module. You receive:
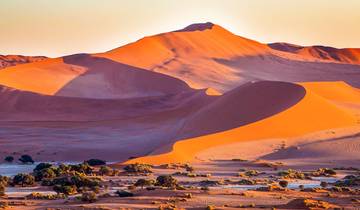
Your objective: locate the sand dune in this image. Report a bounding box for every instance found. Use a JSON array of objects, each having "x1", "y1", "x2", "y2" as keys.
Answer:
[
  {"x1": 0, "y1": 54, "x2": 47, "y2": 69},
  {"x1": 127, "y1": 81, "x2": 358, "y2": 164}
]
